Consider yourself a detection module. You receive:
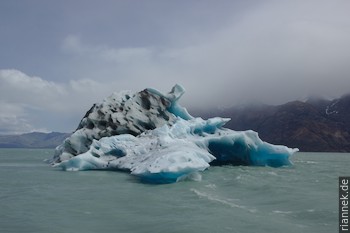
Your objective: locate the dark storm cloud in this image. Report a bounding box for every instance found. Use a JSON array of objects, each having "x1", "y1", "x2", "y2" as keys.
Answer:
[{"x1": 0, "y1": 0, "x2": 349, "y2": 133}]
